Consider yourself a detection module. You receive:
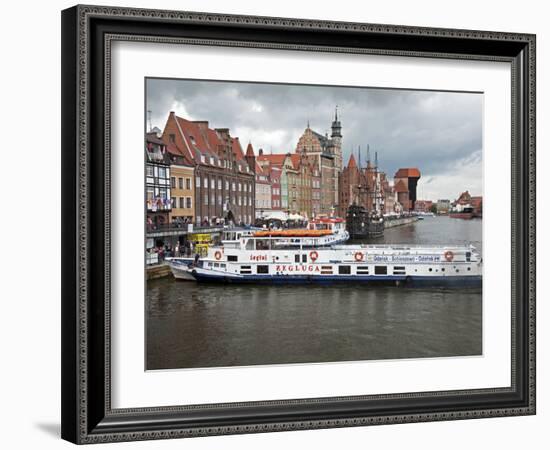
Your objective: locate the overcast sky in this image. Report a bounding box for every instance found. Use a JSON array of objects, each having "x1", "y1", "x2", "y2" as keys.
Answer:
[{"x1": 146, "y1": 78, "x2": 483, "y2": 201}]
